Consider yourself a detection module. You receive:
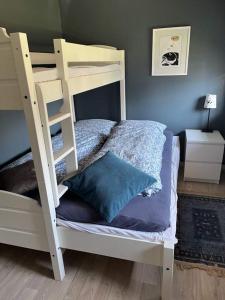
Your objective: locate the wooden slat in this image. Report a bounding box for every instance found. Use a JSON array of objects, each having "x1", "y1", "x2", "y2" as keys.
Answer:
[
  {"x1": 0, "y1": 28, "x2": 23, "y2": 110},
  {"x1": 69, "y1": 70, "x2": 123, "y2": 95},
  {"x1": 35, "y1": 80, "x2": 63, "y2": 103},
  {"x1": 0, "y1": 227, "x2": 48, "y2": 252},
  {"x1": 0, "y1": 191, "x2": 48, "y2": 252},
  {"x1": 0, "y1": 45, "x2": 17, "y2": 80},
  {"x1": 0, "y1": 190, "x2": 41, "y2": 212},
  {"x1": 57, "y1": 226, "x2": 164, "y2": 266},
  {"x1": 0, "y1": 80, "x2": 23, "y2": 110},
  {"x1": 60, "y1": 40, "x2": 124, "y2": 63},
  {"x1": 57, "y1": 185, "x2": 68, "y2": 198},
  {"x1": 30, "y1": 52, "x2": 56, "y2": 65},
  {"x1": 35, "y1": 70, "x2": 122, "y2": 104},
  {"x1": 54, "y1": 146, "x2": 74, "y2": 165},
  {"x1": 48, "y1": 112, "x2": 71, "y2": 126},
  {"x1": 0, "y1": 209, "x2": 46, "y2": 233}
]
